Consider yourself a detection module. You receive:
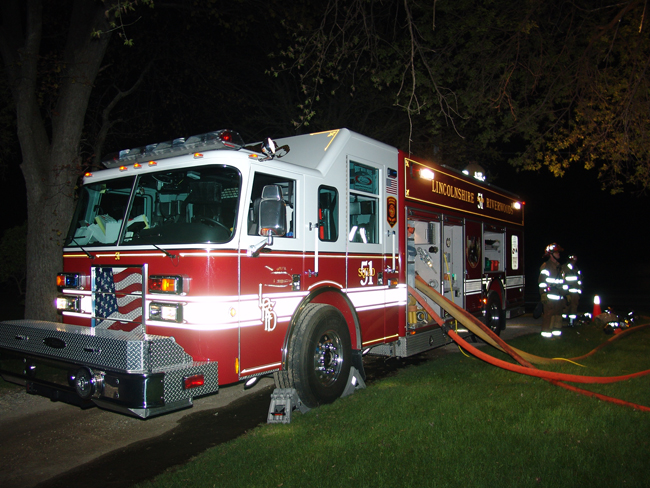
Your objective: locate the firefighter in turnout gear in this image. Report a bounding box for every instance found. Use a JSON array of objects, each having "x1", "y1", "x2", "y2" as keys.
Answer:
[
  {"x1": 562, "y1": 255, "x2": 582, "y2": 326},
  {"x1": 538, "y1": 243, "x2": 568, "y2": 338}
]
